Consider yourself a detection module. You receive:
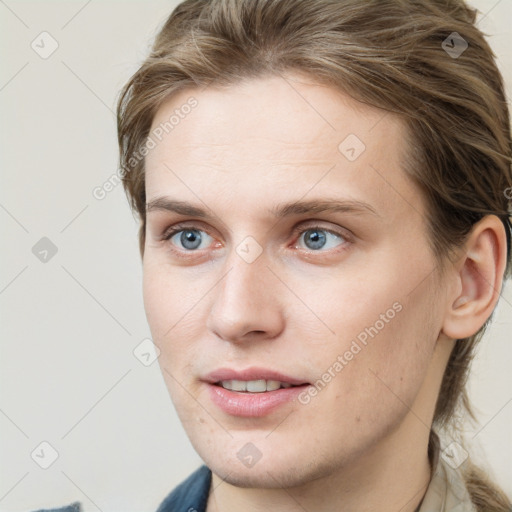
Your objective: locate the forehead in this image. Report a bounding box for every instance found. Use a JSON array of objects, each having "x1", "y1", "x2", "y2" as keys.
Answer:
[{"x1": 145, "y1": 73, "x2": 423, "y2": 225}]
